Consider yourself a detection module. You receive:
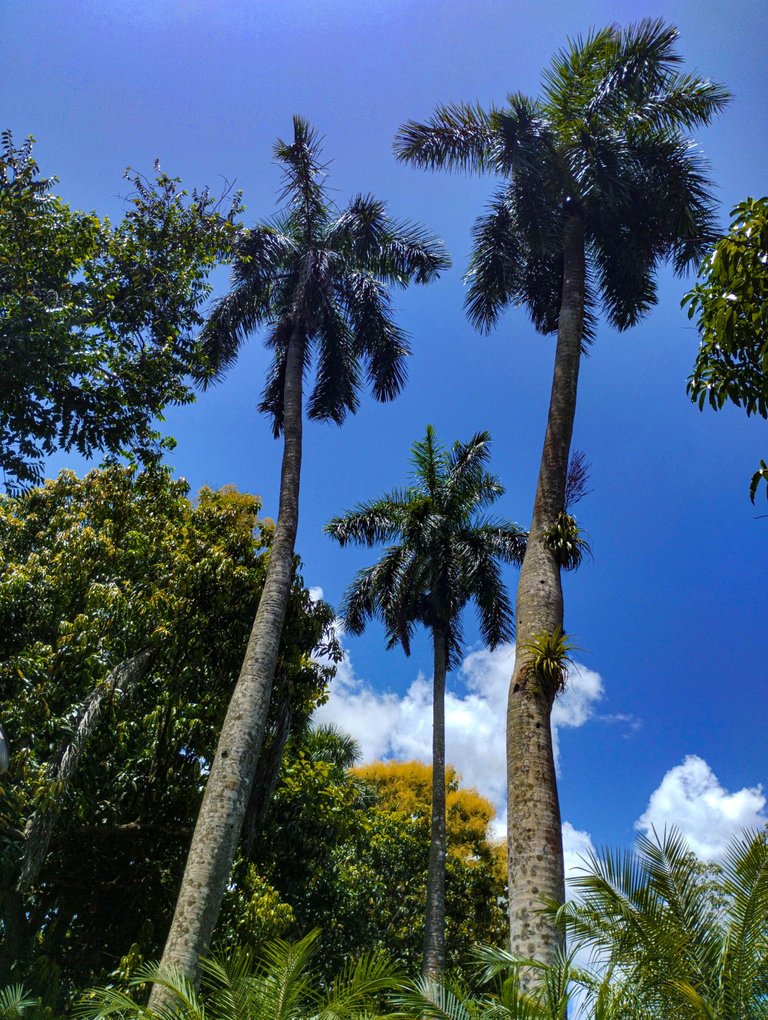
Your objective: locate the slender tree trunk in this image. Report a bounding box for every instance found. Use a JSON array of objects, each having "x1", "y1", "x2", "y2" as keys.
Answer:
[
  {"x1": 149, "y1": 325, "x2": 305, "y2": 1006},
  {"x1": 506, "y1": 208, "x2": 585, "y2": 969},
  {"x1": 16, "y1": 649, "x2": 153, "y2": 895},
  {"x1": 422, "y1": 624, "x2": 447, "y2": 979}
]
